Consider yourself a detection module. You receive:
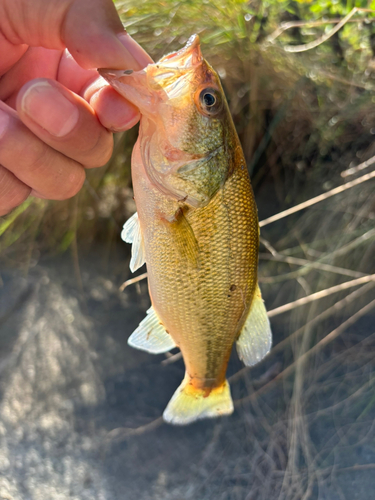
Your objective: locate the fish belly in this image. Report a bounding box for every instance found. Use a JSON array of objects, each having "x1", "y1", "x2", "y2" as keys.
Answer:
[{"x1": 132, "y1": 140, "x2": 259, "y2": 390}]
